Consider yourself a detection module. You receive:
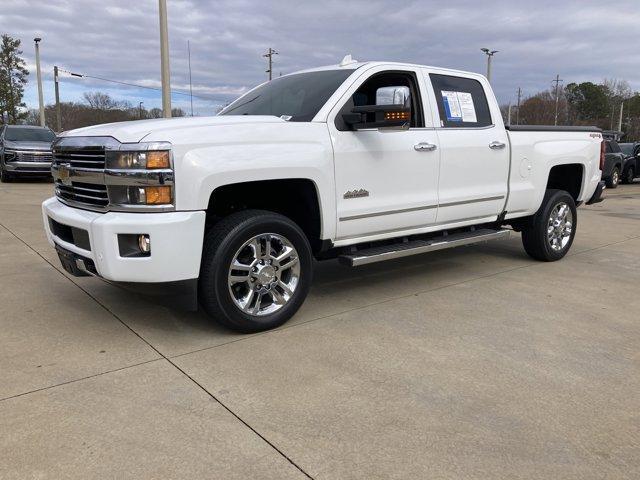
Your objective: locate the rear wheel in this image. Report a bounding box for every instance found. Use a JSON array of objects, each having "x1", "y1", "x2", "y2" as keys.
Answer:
[
  {"x1": 521, "y1": 189, "x2": 577, "y2": 262},
  {"x1": 199, "y1": 210, "x2": 313, "y2": 333},
  {"x1": 606, "y1": 167, "x2": 620, "y2": 189}
]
